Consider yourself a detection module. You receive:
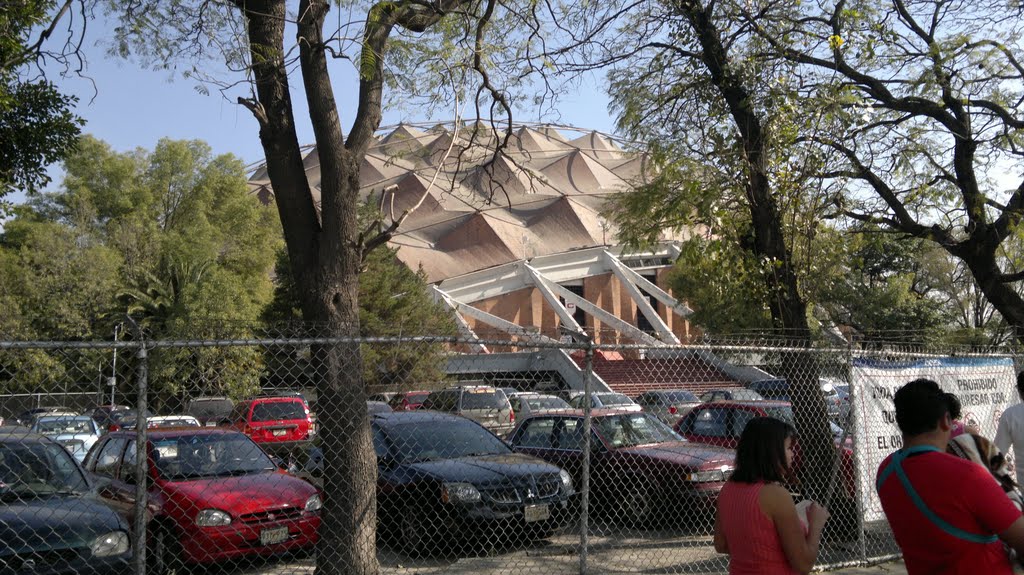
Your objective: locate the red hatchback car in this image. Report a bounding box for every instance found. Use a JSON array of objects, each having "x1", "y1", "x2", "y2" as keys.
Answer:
[
  {"x1": 674, "y1": 400, "x2": 855, "y2": 502},
  {"x1": 83, "y1": 428, "x2": 321, "y2": 573},
  {"x1": 226, "y1": 396, "x2": 313, "y2": 455}
]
